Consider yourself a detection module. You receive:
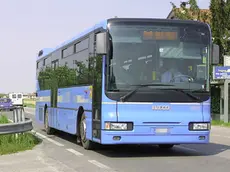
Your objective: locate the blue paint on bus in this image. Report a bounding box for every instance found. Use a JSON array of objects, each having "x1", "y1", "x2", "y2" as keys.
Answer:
[
  {"x1": 36, "y1": 18, "x2": 213, "y2": 149},
  {"x1": 37, "y1": 20, "x2": 107, "y2": 60}
]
